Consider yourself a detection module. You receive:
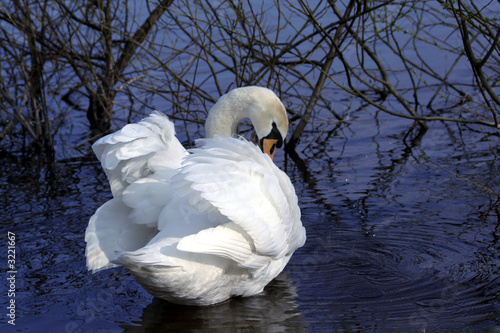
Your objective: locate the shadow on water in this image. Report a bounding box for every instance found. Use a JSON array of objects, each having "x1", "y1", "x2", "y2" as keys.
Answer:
[{"x1": 122, "y1": 273, "x2": 306, "y2": 332}]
